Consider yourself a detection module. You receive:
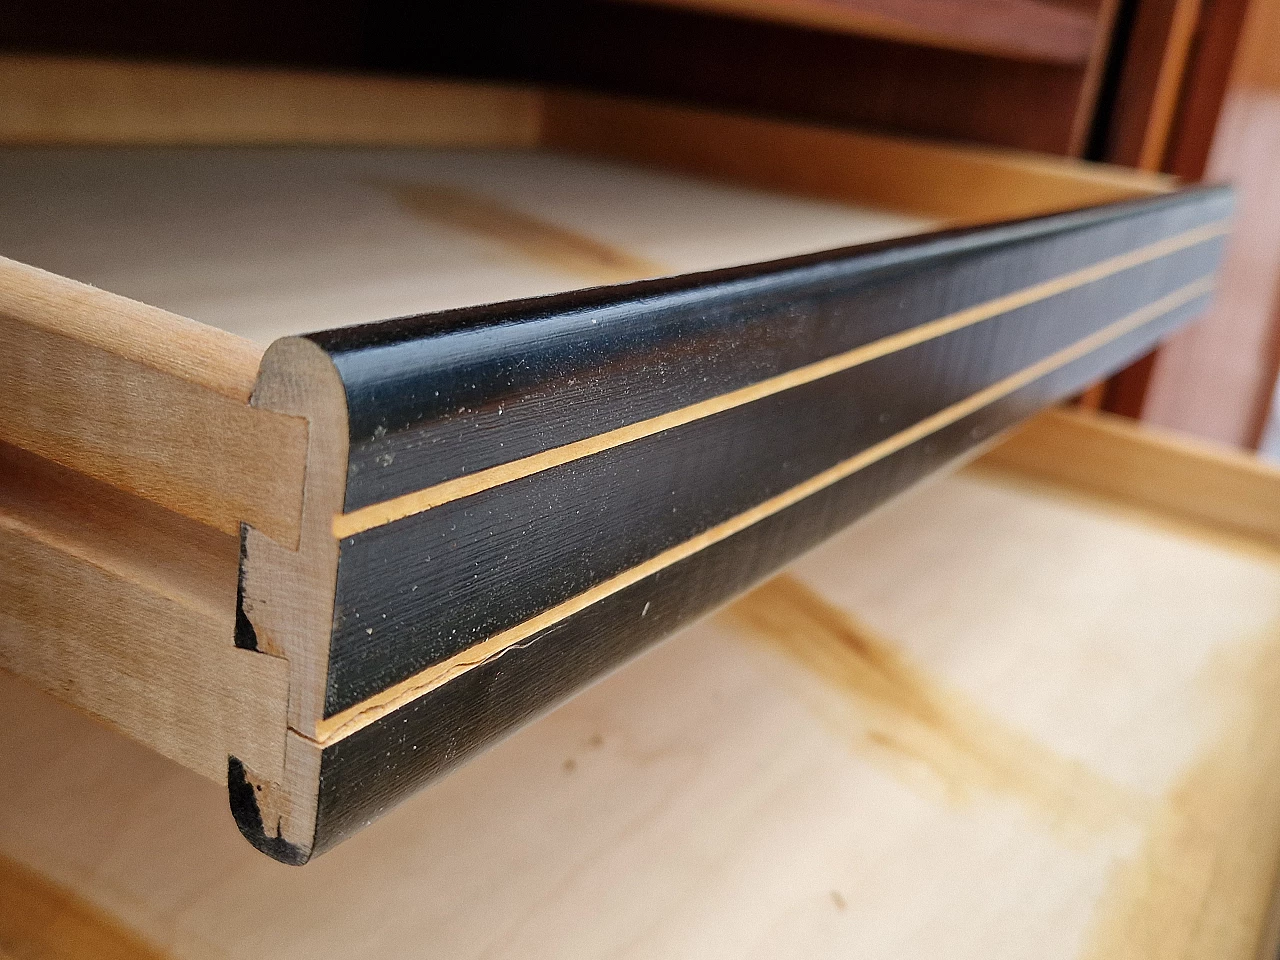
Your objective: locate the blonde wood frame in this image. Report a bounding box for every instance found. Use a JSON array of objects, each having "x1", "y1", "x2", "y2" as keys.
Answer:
[
  {"x1": 981, "y1": 406, "x2": 1280, "y2": 549},
  {"x1": 0, "y1": 444, "x2": 288, "y2": 782},
  {"x1": 0, "y1": 55, "x2": 543, "y2": 149}
]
